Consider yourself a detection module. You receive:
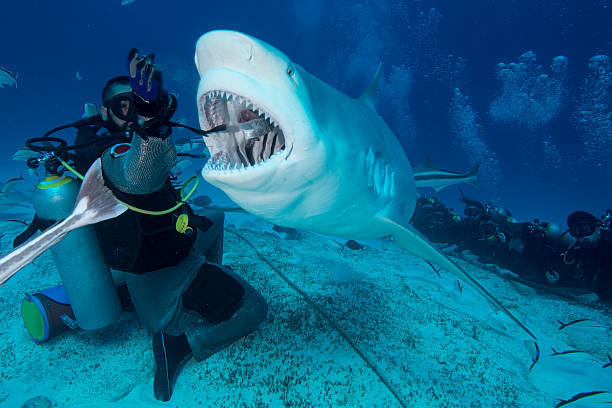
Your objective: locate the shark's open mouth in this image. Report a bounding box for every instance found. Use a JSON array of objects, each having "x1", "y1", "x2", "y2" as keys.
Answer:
[{"x1": 200, "y1": 90, "x2": 286, "y2": 171}]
